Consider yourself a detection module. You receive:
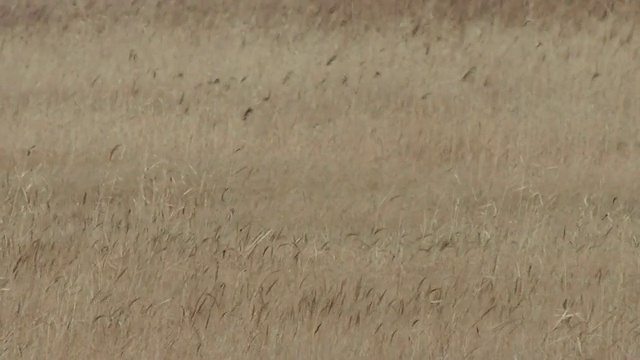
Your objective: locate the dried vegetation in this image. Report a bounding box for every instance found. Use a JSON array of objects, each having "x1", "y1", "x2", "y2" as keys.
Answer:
[{"x1": 2, "y1": 1, "x2": 640, "y2": 358}]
